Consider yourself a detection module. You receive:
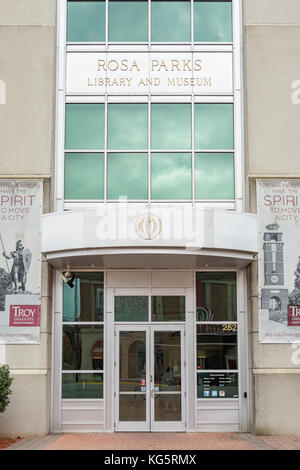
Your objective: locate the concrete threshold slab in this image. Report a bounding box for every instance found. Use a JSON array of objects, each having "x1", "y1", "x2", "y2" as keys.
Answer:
[
  {"x1": 4, "y1": 434, "x2": 62, "y2": 451},
  {"x1": 238, "y1": 433, "x2": 276, "y2": 450}
]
